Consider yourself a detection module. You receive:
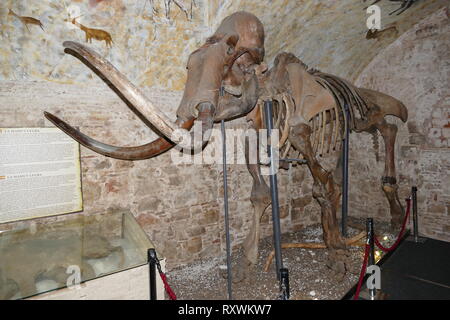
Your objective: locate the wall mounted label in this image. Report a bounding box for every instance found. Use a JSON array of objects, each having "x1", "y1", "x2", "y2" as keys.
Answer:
[{"x1": 0, "y1": 128, "x2": 83, "y2": 223}]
